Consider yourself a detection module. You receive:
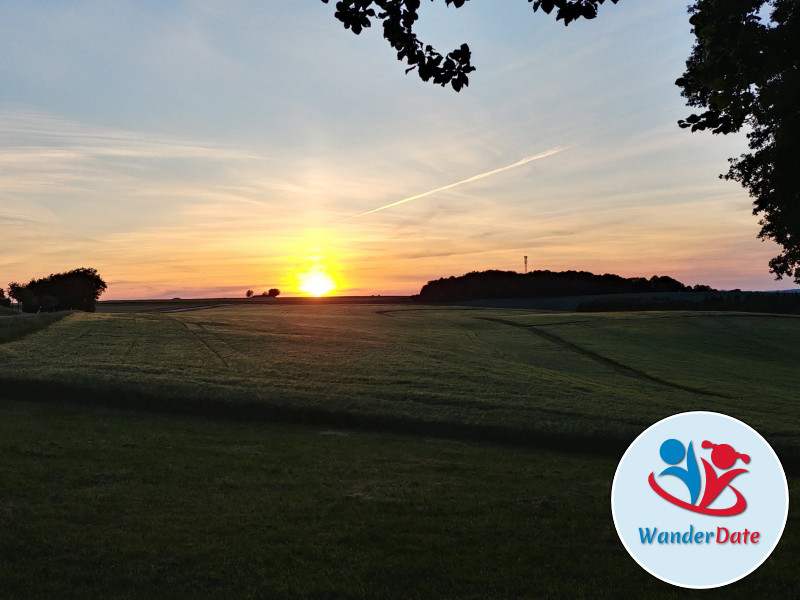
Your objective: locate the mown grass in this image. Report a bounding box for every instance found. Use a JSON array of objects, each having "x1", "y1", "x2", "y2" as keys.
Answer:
[{"x1": 1, "y1": 399, "x2": 797, "y2": 599}]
